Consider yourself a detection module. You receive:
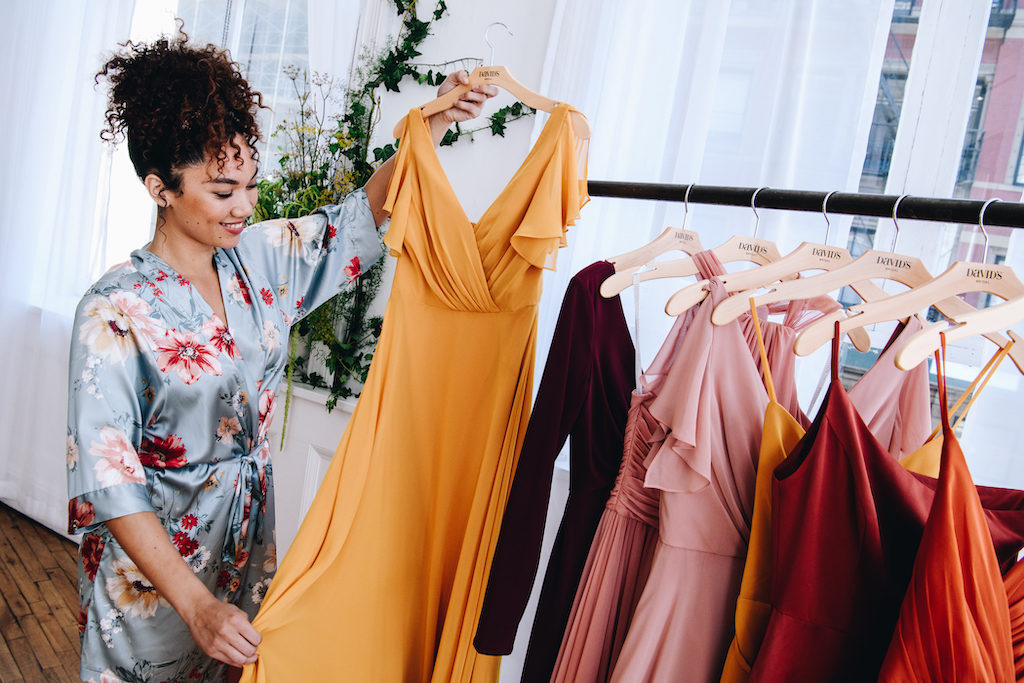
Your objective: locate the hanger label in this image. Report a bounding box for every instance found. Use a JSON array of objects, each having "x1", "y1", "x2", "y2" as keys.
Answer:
[
  {"x1": 672, "y1": 230, "x2": 697, "y2": 242},
  {"x1": 874, "y1": 254, "x2": 914, "y2": 271},
  {"x1": 965, "y1": 267, "x2": 1004, "y2": 281},
  {"x1": 738, "y1": 242, "x2": 769, "y2": 256},
  {"x1": 812, "y1": 247, "x2": 845, "y2": 261},
  {"x1": 480, "y1": 69, "x2": 502, "y2": 78}
]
